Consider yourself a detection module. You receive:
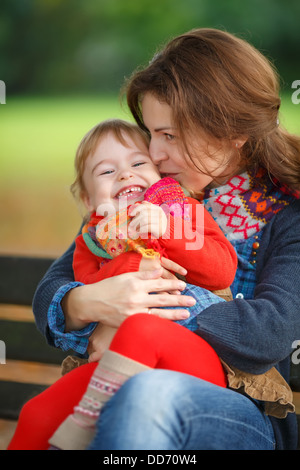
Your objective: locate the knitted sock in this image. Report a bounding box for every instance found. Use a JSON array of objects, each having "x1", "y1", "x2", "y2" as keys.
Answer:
[{"x1": 48, "y1": 350, "x2": 150, "y2": 450}]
